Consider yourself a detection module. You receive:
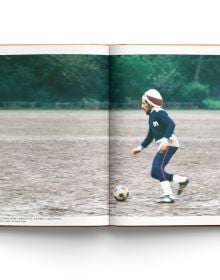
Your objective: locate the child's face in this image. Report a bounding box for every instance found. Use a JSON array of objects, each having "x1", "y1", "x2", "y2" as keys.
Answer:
[{"x1": 141, "y1": 99, "x2": 151, "y2": 114}]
